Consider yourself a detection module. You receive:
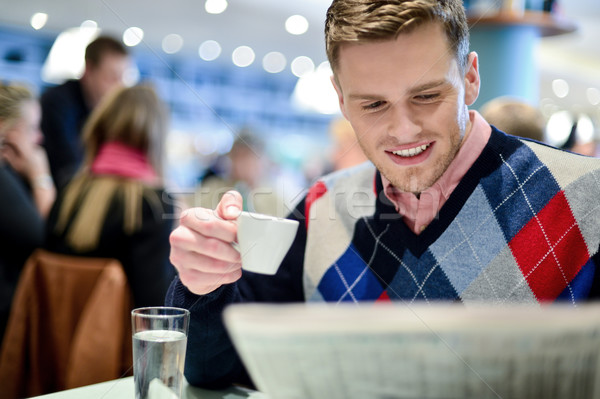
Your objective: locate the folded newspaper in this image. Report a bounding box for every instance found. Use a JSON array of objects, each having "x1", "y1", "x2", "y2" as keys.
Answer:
[{"x1": 223, "y1": 302, "x2": 600, "y2": 399}]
